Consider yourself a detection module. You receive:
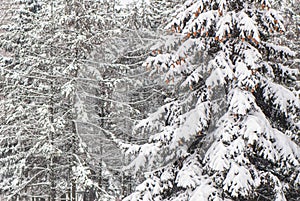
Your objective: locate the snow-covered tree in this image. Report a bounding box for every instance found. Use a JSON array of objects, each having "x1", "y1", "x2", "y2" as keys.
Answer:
[
  {"x1": 81, "y1": 1, "x2": 173, "y2": 197},
  {"x1": 0, "y1": 0, "x2": 102, "y2": 199},
  {"x1": 120, "y1": 0, "x2": 185, "y2": 29},
  {"x1": 0, "y1": 1, "x2": 46, "y2": 199},
  {"x1": 123, "y1": 0, "x2": 300, "y2": 200}
]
